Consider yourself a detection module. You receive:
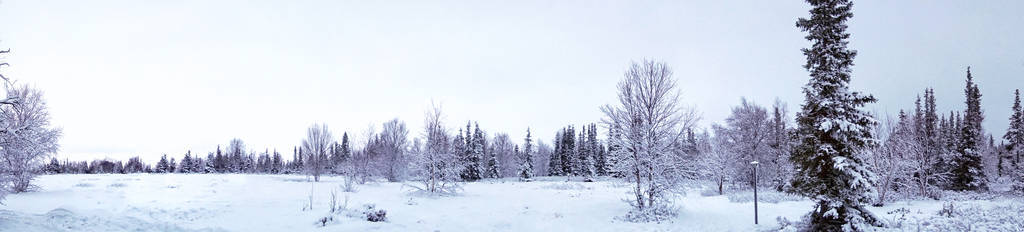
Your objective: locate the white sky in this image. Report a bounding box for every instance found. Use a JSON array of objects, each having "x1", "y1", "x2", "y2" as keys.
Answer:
[{"x1": 0, "y1": 0, "x2": 1022, "y2": 163}]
